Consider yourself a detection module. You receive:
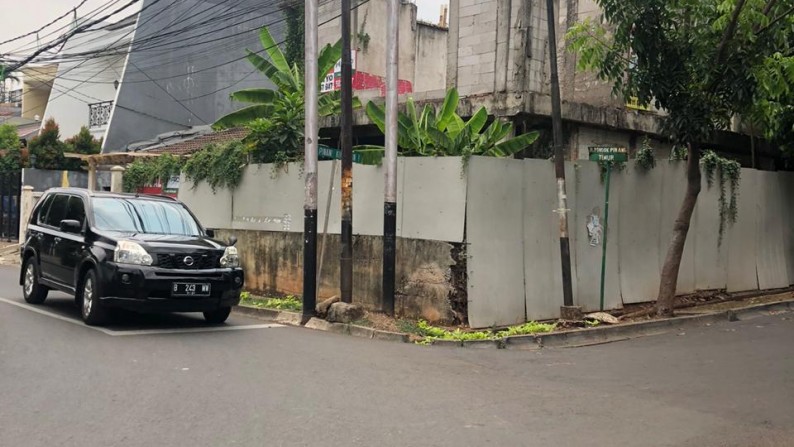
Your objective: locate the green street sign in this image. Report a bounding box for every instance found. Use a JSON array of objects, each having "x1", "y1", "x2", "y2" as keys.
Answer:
[
  {"x1": 588, "y1": 146, "x2": 628, "y2": 162},
  {"x1": 318, "y1": 145, "x2": 363, "y2": 163}
]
